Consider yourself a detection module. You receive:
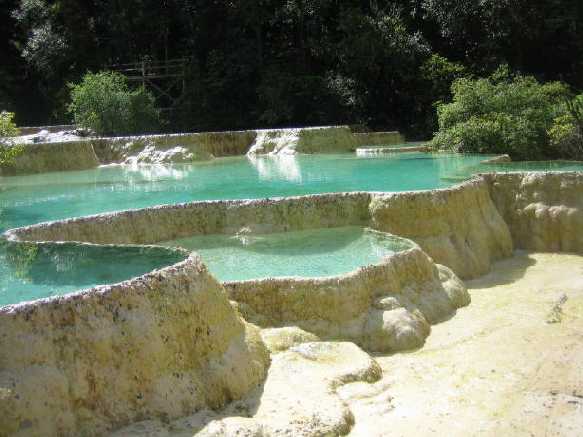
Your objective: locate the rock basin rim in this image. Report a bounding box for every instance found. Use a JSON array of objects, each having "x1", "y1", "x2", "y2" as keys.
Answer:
[
  {"x1": 3, "y1": 170, "x2": 581, "y2": 309},
  {"x1": 0, "y1": 228, "x2": 418, "y2": 310}
]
